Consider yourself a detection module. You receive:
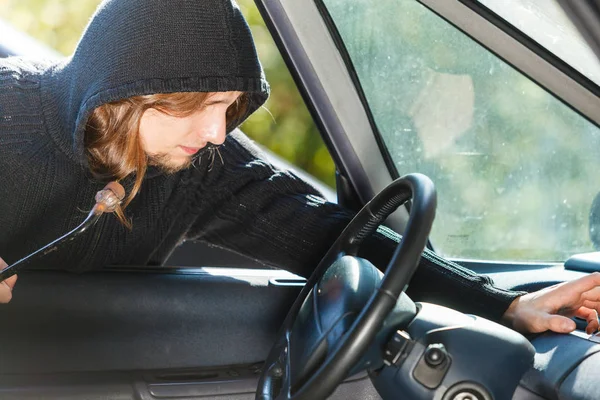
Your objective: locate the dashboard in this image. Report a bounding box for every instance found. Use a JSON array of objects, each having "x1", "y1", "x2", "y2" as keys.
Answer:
[{"x1": 521, "y1": 330, "x2": 600, "y2": 400}]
